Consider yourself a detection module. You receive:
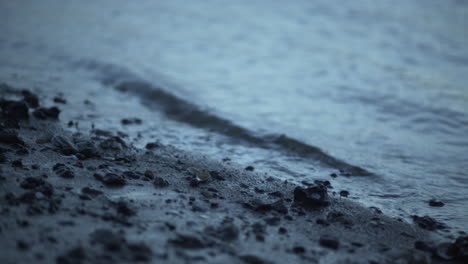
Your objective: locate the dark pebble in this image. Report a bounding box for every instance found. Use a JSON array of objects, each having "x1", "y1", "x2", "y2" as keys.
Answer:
[
  {"x1": 11, "y1": 159, "x2": 23, "y2": 168},
  {"x1": 293, "y1": 185, "x2": 329, "y2": 208},
  {"x1": 292, "y1": 246, "x2": 306, "y2": 254},
  {"x1": 245, "y1": 166, "x2": 255, "y2": 171},
  {"x1": 0, "y1": 132, "x2": 24, "y2": 145},
  {"x1": 22, "y1": 90, "x2": 39, "y2": 108},
  {"x1": 53, "y1": 97, "x2": 67, "y2": 104},
  {"x1": 339, "y1": 190, "x2": 349, "y2": 197},
  {"x1": 81, "y1": 187, "x2": 103, "y2": 196},
  {"x1": 20, "y1": 177, "x2": 45, "y2": 189},
  {"x1": 319, "y1": 236, "x2": 339, "y2": 250},
  {"x1": 53, "y1": 163, "x2": 75, "y2": 179},
  {"x1": 33, "y1": 107, "x2": 60, "y2": 120},
  {"x1": 154, "y1": 176, "x2": 170, "y2": 188},
  {"x1": 100, "y1": 173, "x2": 126, "y2": 187},
  {"x1": 1, "y1": 100, "x2": 29, "y2": 120},
  {"x1": 121, "y1": 118, "x2": 142, "y2": 125},
  {"x1": 412, "y1": 215, "x2": 446, "y2": 231},
  {"x1": 169, "y1": 234, "x2": 206, "y2": 249},
  {"x1": 16, "y1": 240, "x2": 29, "y2": 250},
  {"x1": 115, "y1": 201, "x2": 136, "y2": 217},
  {"x1": 447, "y1": 235, "x2": 468, "y2": 261},
  {"x1": 145, "y1": 142, "x2": 160, "y2": 149},
  {"x1": 56, "y1": 247, "x2": 87, "y2": 264},
  {"x1": 239, "y1": 255, "x2": 272, "y2": 264},
  {"x1": 429, "y1": 199, "x2": 445, "y2": 207}
]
